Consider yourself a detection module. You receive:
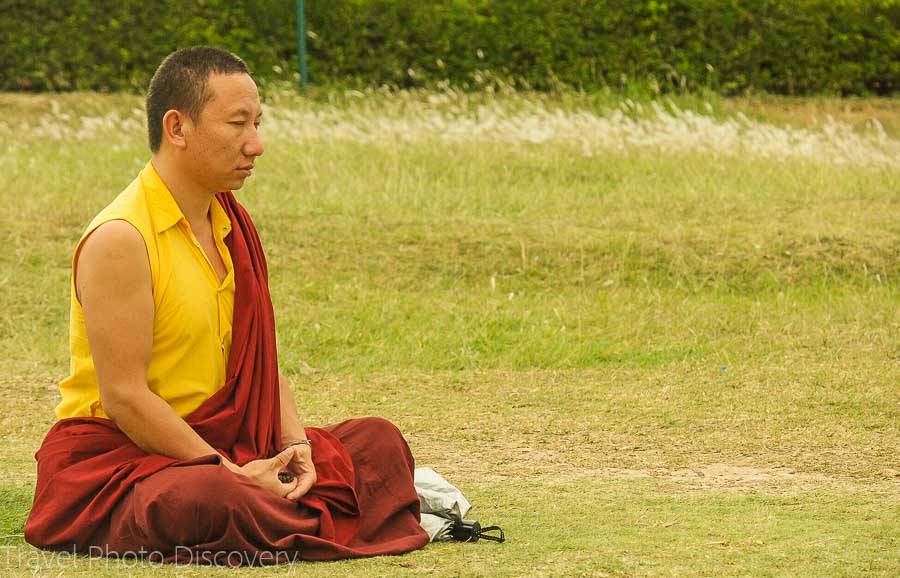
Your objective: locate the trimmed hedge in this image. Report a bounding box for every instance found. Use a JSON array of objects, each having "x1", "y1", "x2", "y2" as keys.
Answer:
[{"x1": 2, "y1": 0, "x2": 897, "y2": 94}]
